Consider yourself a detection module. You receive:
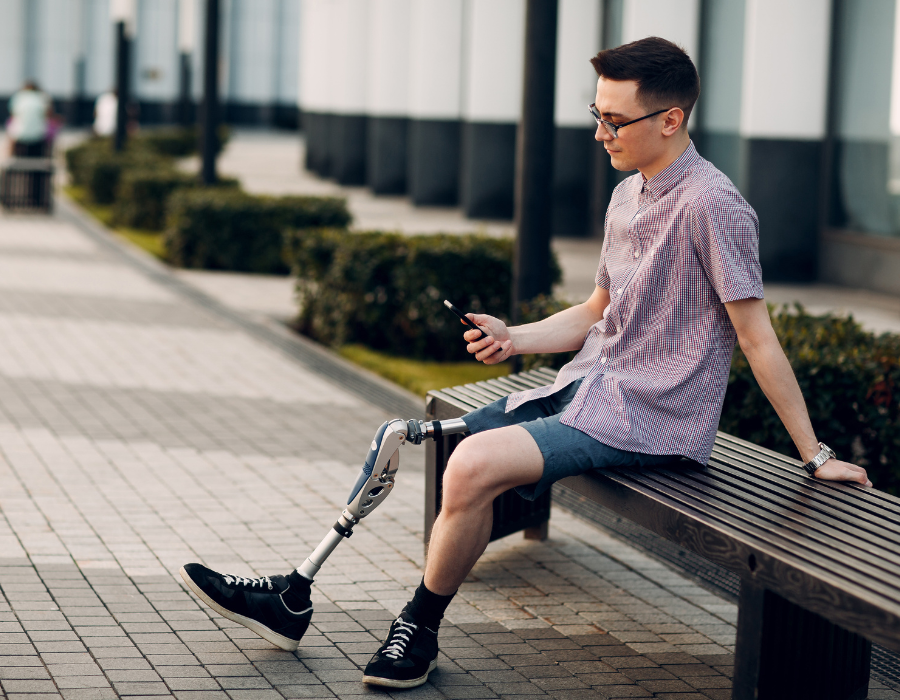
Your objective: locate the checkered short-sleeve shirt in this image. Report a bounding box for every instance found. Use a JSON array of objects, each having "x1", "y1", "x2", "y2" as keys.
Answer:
[{"x1": 506, "y1": 142, "x2": 763, "y2": 465}]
